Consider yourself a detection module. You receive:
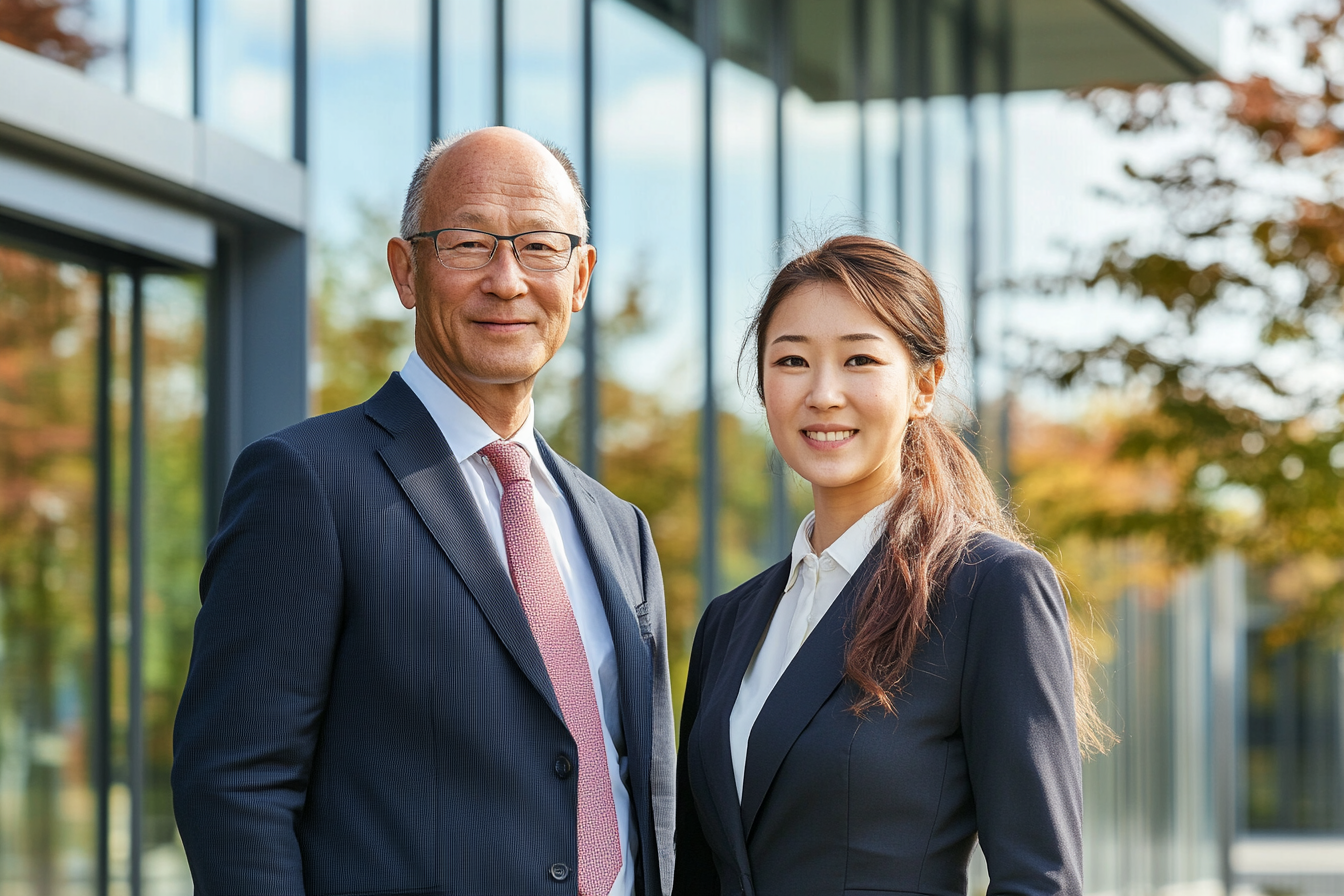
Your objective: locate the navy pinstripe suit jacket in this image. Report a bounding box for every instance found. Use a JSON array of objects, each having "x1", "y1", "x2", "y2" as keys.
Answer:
[{"x1": 172, "y1": 374, "x2": 676, "y2": 896}]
